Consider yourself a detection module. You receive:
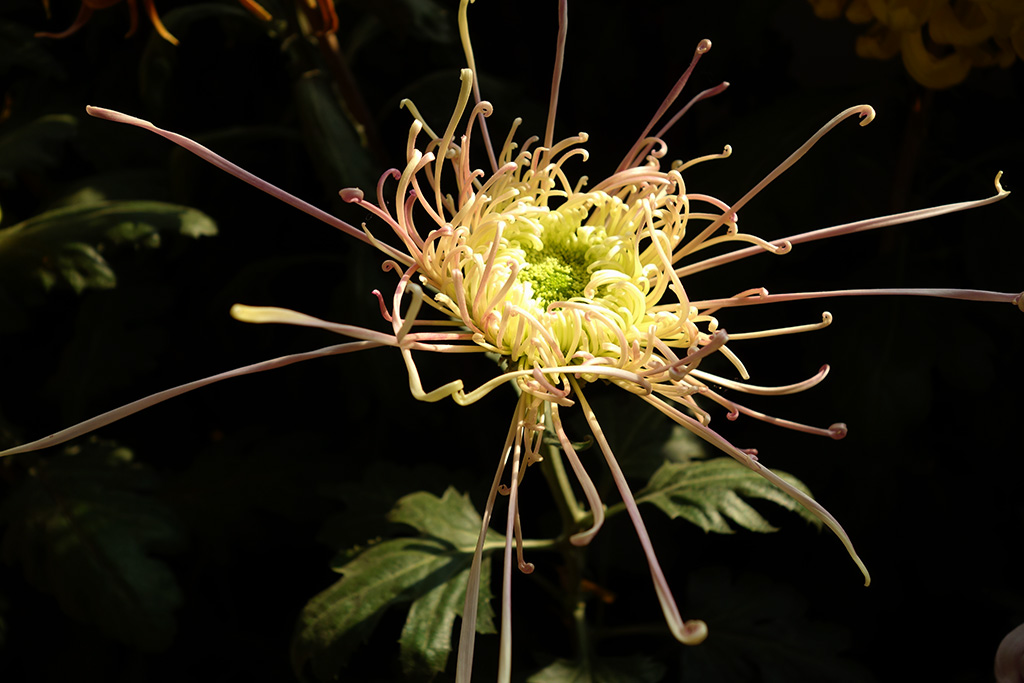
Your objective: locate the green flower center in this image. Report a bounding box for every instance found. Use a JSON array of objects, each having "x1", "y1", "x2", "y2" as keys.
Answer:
[{"x1": 520, "y1": 243, "x2": 590, "y2": 308}]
